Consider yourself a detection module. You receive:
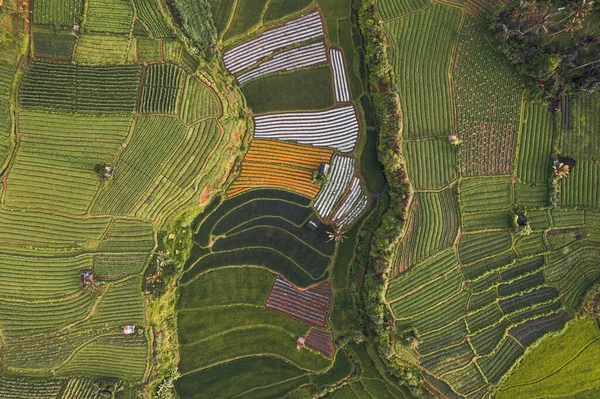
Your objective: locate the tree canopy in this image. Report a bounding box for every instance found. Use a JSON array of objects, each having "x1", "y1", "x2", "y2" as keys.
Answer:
[{"x1": 488, "y1": 0, "x2": 600, "y2": 102}]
